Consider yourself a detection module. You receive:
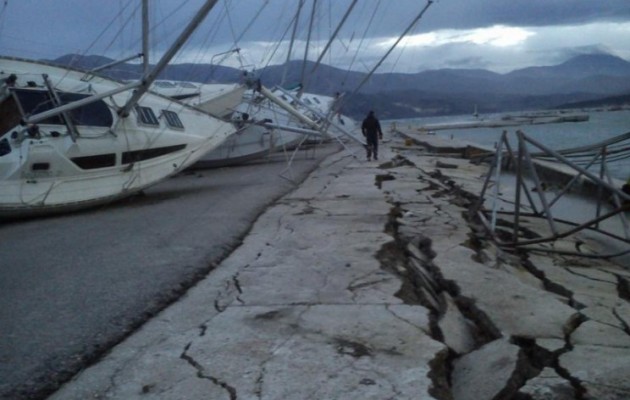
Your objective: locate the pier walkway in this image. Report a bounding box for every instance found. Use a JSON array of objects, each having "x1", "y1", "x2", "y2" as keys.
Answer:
[{"x1": 50, "y1": 135, "x2": 630, "y2": 400}]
